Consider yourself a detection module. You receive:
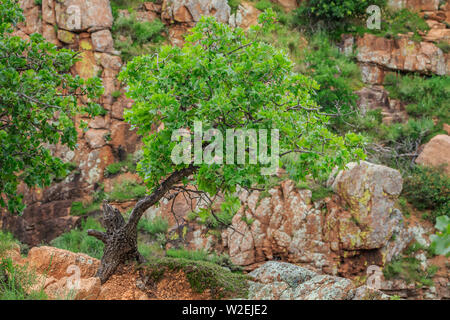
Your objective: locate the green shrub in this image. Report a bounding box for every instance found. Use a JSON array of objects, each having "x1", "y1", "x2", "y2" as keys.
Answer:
[
  {"x1": 138, "y1": 216, "x2": 169, "y2": 236},
  {"x1": 402, "y1": 166, "x2": 450, "y2": 222},
  {"x1": 106, "y1": 179, "x2": 147, "y2": 201},
  {"x1": 358, "y1": 9, "x2": 430, "y2": 41},
  {"x1": 254, "y1": 0, "x2": 273, "y2": 11},
  {"x1": 0, "y1": 258, "x2": 48, "y2": 300},
  {"x1": 190, "y1": 195, "x2": 241, "y2": 229},
  {"x1": 437, "y1": 41, "x2": 450, "y2": 54},
  {"x1": 384, "y1": 73, "x2": 450, "y2": 124},
  {"x1": 112, "y1": 14, "x2": 165, "y2": 61},
  {"x1": 0, "y1": 231, "x2": 19, "y2": 256},
  {"x1": 104, "y1": 153, "x2": 138, "y2": 177},
  {"x1": 228, "y1": 0, "x2": 241, "y2": 13},
  {"x1": 430, "y1": 216, "x2": 450, "y2": 257},
  {"x1": 304, "y1": 0, "x2": 386, "y2": 21},
  {"x1": 383, "y1": 256, "x2": 437, "y2": 288},
  {"x1": 293, "y1": 0, "x2": 386, "y2": 35},
  {"x1": 50, "y1": 217, "x2": 105, "y2": 259},
  {"x1": 70, "y1": 201, "x2": 101, "y2": 216},
  {"x1": 297, "y1": 32, "x2": 363, "y2": 131},
  {"x1": 105, "y1": 162, "x2": 122, "y2": 177},
  {"x1": 111, "y1": 90, "x2": 122, "y2": 99}
]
